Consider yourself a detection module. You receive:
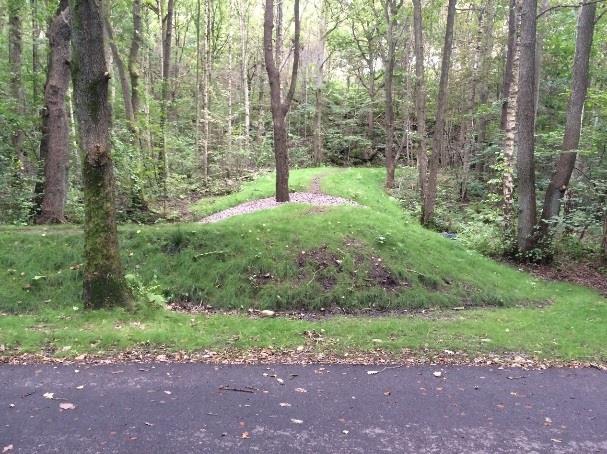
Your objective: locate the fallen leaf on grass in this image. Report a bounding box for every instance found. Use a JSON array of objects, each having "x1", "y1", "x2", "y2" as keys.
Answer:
[{"x1": 59, "y1": 402, "x2": 76, "y2": 410}]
